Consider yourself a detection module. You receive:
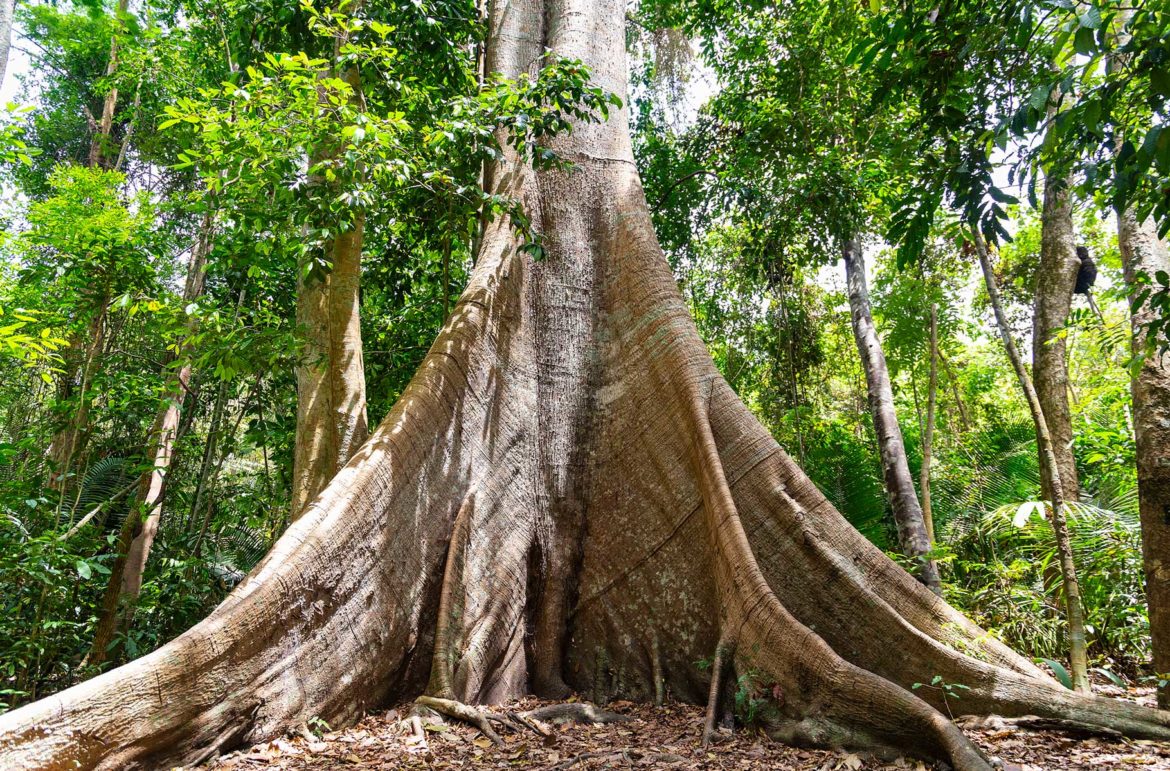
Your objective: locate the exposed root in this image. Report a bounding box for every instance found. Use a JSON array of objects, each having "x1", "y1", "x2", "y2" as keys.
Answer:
[
  {"x1": 955, "y1": 714, "x2": 1123, "y2": 740},
  {"x1": 504, "y1": 710, "x2": 555, "y2": 739},
  {"x1": 552, "y1": 749, "x2": 636, "y2": 769},
  {"x1": 651, "y1": 635, "x2": 664, "y2": 707},
  {"x1": 520, "y1": 702, "x2": 633, "y2": 725},
  {"x1": 702, "y1": 639, "x2": 732, "y2": 747},
  {"x1": 426, "y1": 493, "x2": 476, "y2": 700},
  {"x1": 685, "y1": 384, "x2": 994, "y2": 770},
  {"x1": 413, "y1": 696, "x2": 502, "y2": 746},
  {"x1": 405, "y1": 714, "x2": 428, "y2": 752}
]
